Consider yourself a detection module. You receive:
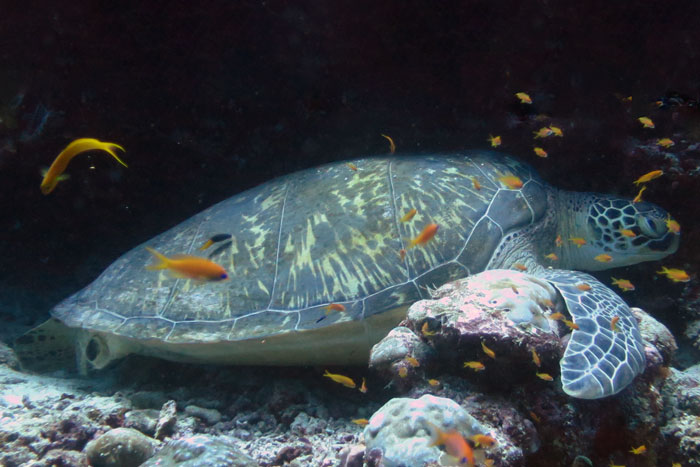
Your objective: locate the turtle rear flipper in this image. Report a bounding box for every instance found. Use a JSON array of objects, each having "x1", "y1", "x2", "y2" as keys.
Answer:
[
  {"x1": 541, "y1": 269, "x2": 646, "y2": 399},
  {"x1": 14, "y1": 318, "x2": 77, "y2": 373}
]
